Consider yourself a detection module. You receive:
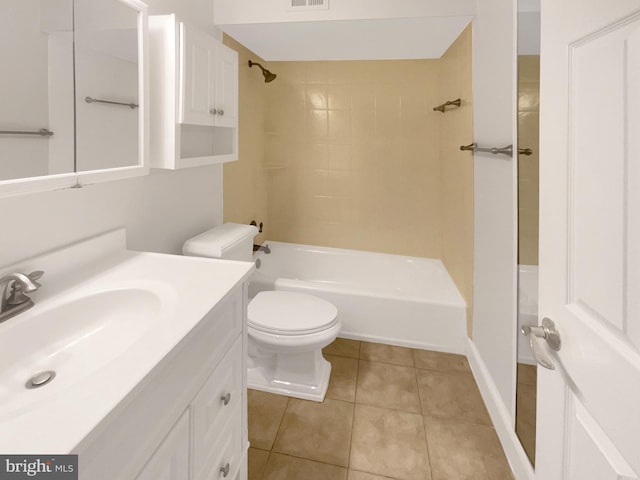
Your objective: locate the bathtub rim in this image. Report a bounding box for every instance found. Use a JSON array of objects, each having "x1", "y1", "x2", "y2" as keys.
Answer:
[{"x1": 253, "y1": 240, "x2": 466, "y2": 308}]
